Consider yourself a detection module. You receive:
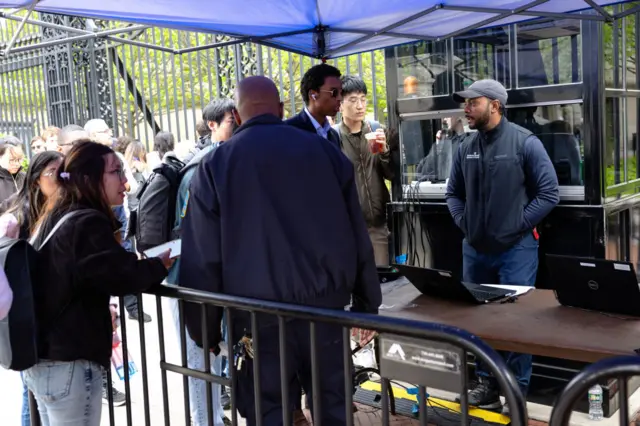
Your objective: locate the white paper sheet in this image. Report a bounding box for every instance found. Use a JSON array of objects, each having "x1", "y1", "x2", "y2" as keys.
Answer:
[{"x1": 480, "y1": 284, "x2": 534, "y2": 297}]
